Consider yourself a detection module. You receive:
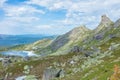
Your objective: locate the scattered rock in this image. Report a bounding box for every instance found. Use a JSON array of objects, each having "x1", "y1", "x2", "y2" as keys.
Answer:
[
  {"x1": 23, "y1": 65, "x2": 32, "y2": 75},
  {"x1": 68, "y1": 60, "x2": 76, "y2": 65}
]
